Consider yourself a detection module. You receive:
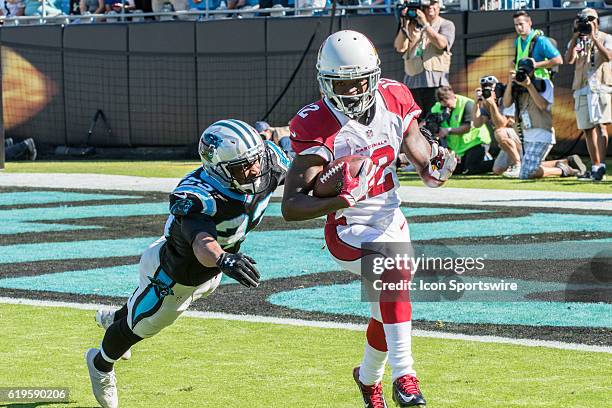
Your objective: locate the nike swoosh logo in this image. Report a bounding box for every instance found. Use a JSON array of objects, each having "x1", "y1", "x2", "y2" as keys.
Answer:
[{"x1": 400, "y1": 394, "x2": 414, "y2": 402}]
